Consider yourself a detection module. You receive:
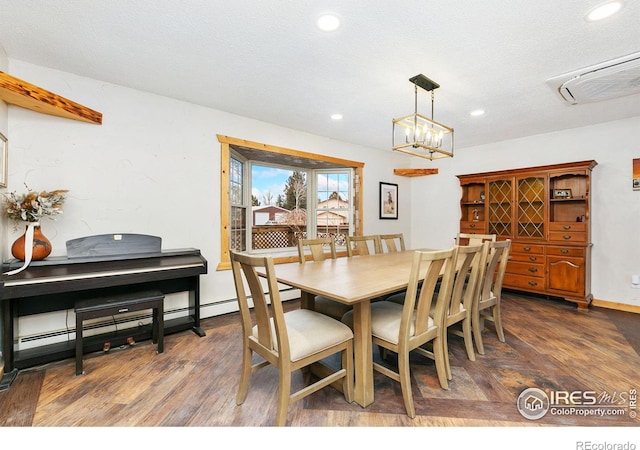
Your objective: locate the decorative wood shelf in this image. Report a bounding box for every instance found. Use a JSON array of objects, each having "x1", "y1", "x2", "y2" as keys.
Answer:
[
  {"x1": 393, "y1": 168, "x2": 439, "y2": 177},
  {"x1": 0, "y1": 71, "x2": 102, "y2": 125}
]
